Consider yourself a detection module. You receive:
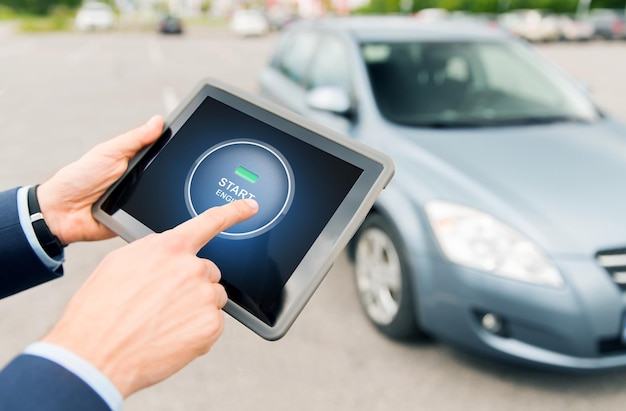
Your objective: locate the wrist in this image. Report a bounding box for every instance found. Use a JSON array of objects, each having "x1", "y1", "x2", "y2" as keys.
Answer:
[
  {"x1": 27, "y1": 185, "x2": 66, "y2": 257},
  {"x1": 42, "y1": 327, "x2": 137, "y2": 398},
  {"x1": 36, "y1": 182, "x2": 69, "y2": 245}
]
